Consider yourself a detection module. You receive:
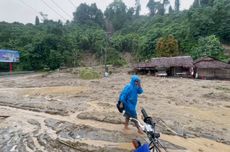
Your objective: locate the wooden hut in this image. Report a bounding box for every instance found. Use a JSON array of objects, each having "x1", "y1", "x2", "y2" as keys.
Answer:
[
  {"x1": 134, "y1": 56, "x2": 193, "y2": 77},
  {"x1": 194, "y1": 57, "x2": 230, "y2": 80}
]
